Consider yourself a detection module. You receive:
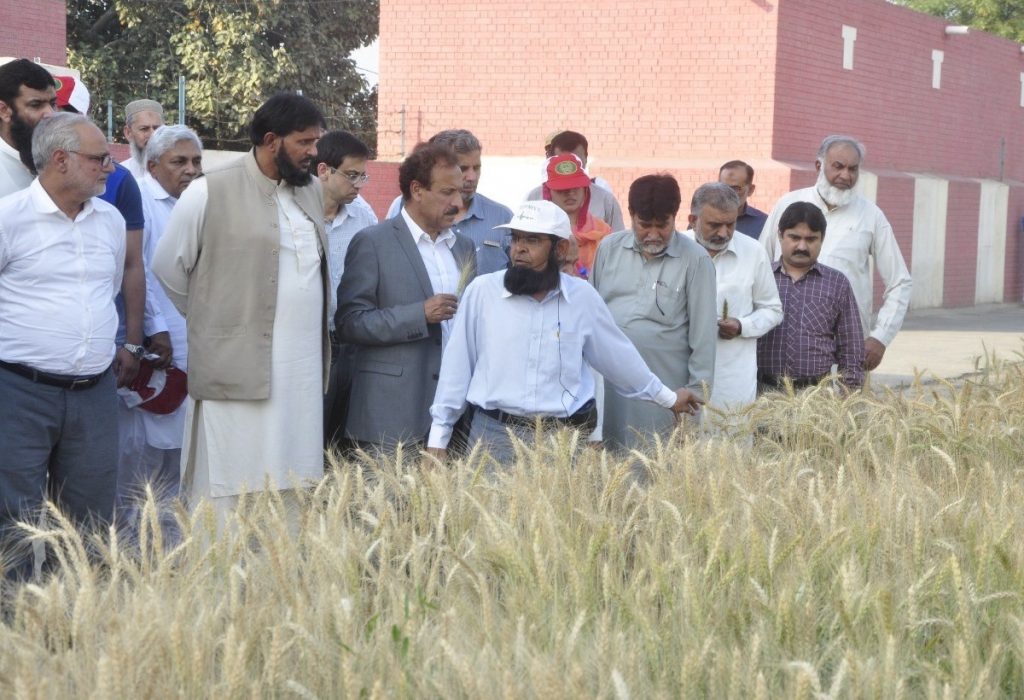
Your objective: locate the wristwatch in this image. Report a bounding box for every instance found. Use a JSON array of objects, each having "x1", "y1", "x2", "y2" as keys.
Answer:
[{"x1": 122, "y1": 343, "x2": 146, "y2": 359}]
